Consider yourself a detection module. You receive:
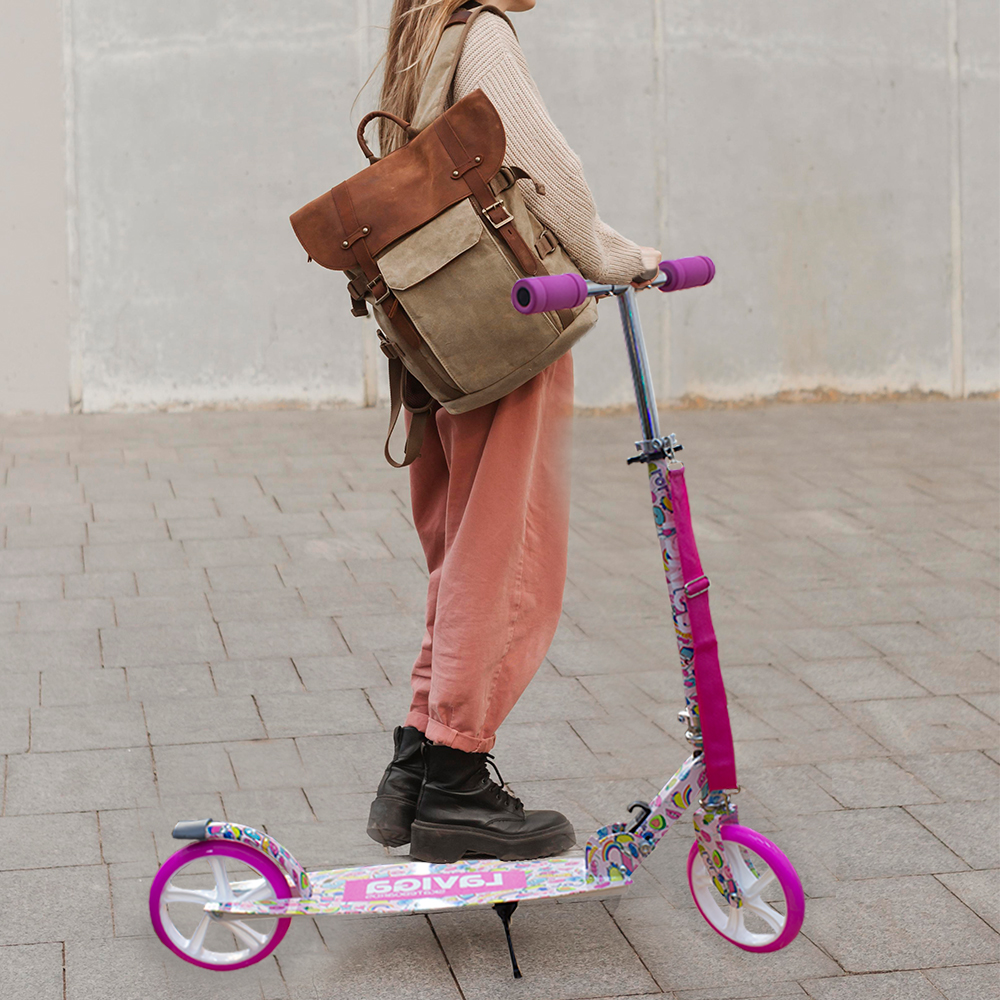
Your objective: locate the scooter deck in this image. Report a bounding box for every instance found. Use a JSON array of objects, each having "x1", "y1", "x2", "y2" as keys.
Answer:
[{"x1": 209, "y1": 853, "x2": 629, "y2": 918}]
